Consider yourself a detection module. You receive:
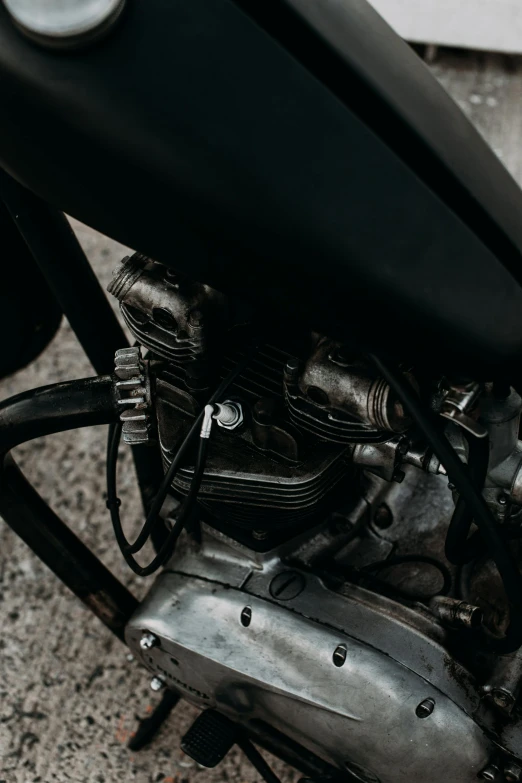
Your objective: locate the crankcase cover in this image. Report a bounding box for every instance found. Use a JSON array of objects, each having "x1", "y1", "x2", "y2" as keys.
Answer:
[{"x1": 126, "y1": 572, "x2": 492, "y2": 783}]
